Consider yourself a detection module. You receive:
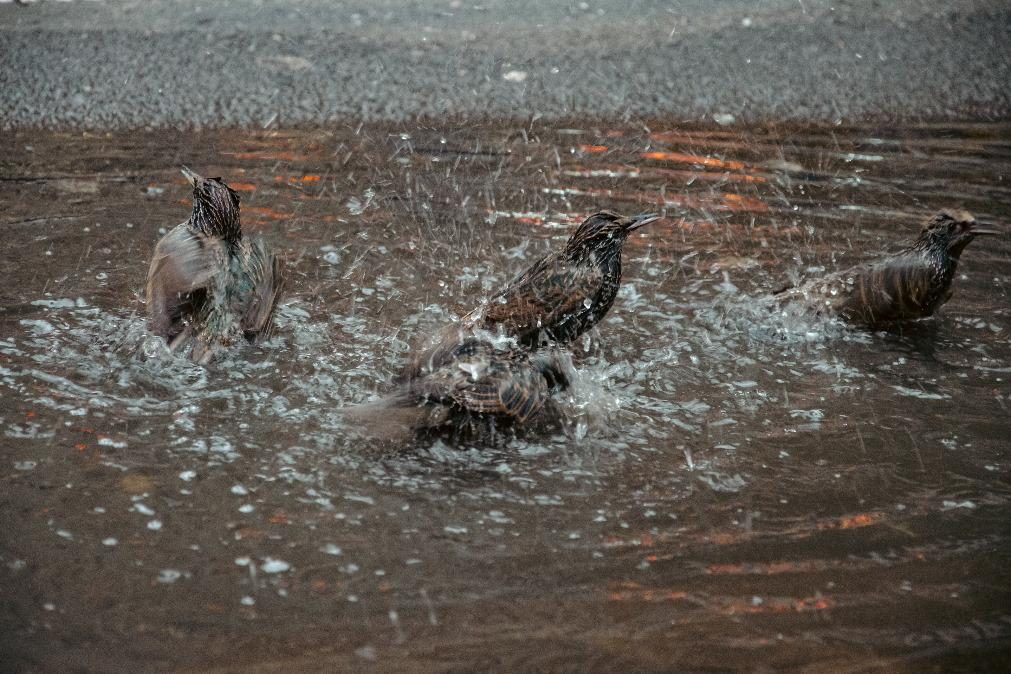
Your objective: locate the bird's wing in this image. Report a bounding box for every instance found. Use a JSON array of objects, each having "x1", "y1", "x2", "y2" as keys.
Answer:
[
  {"x1": 145, "y1": 225, "x2": 225, "y2": 338},
  {"x1": 831, "y1": 254, "x2": 935, "y2": 322},
  {"x1": 480, "y1": 256, "x2": 603, "y2": 341},
  {"x1": 778, "y1": 252, "x2": 934, "y2": 323},
  {"x1": 456, "y1": 365, "x2": 549, "y2": 418},
  {"x1": 238, "y1": 237, "x2": 283, "y2": 339},
  {"x1": 449, "y1": 359, "x2": 548, "y2": 422},
  {"x1": 410, "y1": 343, "x2": 548, "y2": 422},
  {"x1": 398, "y1": 323, "x2": 471, "y2": 383}
]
